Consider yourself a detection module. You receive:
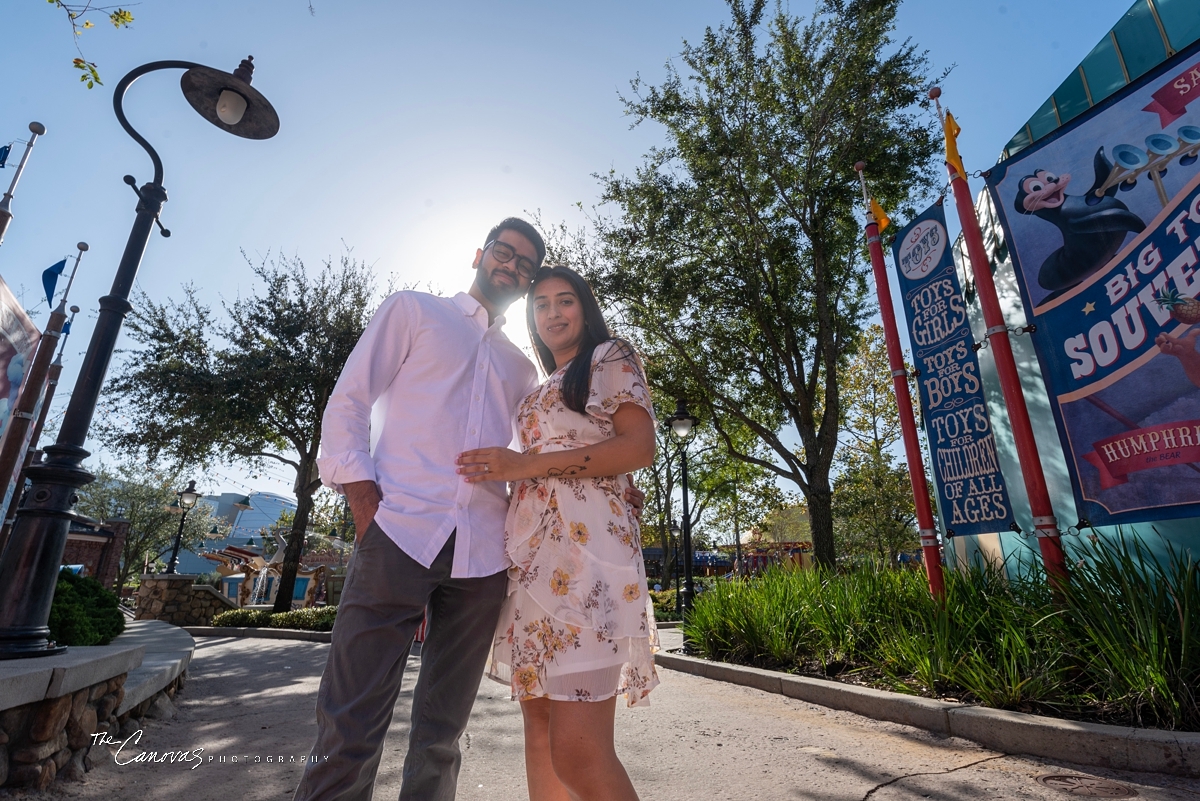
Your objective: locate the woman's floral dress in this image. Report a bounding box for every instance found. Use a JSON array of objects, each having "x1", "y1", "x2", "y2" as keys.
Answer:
[{"x1": 486, "y1": 340, "x2": 660, "y2": 707}]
